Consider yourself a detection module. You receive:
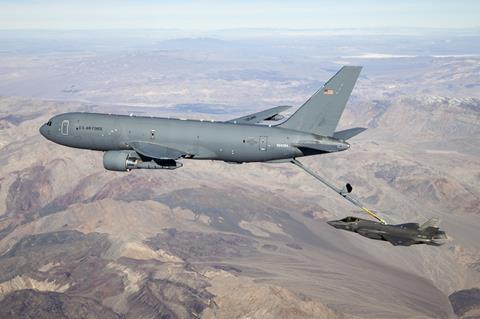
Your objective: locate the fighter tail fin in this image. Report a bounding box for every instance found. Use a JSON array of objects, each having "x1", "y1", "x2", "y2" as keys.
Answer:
[
  {"x1": 278, "y1": 66, "x2": 362, "y2": 136},
  {"x1": 419, "y1": 217, "x2": 440, "y2": 231}
]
